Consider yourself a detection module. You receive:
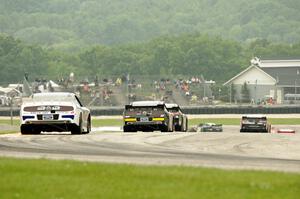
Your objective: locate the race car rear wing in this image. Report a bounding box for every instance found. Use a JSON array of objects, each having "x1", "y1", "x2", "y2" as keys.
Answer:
[{"x1": 125, "y1": 104, "x2": 165, "y2": 110}]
